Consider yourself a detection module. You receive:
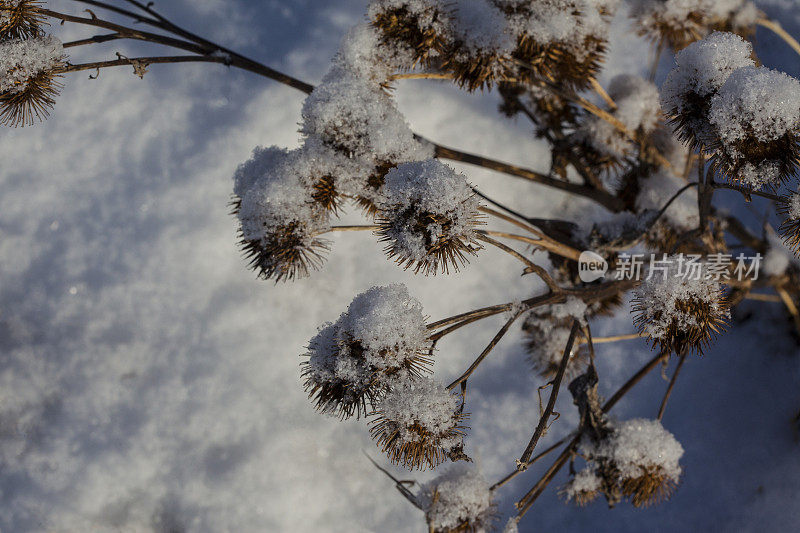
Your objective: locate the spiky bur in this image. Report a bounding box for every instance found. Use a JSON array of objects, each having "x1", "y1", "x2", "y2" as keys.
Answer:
[
  {"x1": 0, "y1": 0, "x2": 45, "y2": 39},
  {"x1": 376, "y1": 160, "x2": 483, "y2": 275},
  {"x1": 494, "y1": 0, "x2": 615, "y2": 90},
  {"x1": 660, "y1": 31, "x2": 755, "y2": 153},
  {"x1": 370, "y1": 378, "x2": 467, "y2": 470},
  {"x1": 632, "y1": 258, "x2": 729, "y2": 355},
  {"x1": 302, "y1": 284, "x2": 433, "y2": 419},
  {"x1": 418, "y1": 464, "x2": 496, "y2": 533},
  {"x1": 583, "y1": 418, "x2": 685, "y2": 508},
  {"x1": 368, "y1": 0, "x2": 452, "y2": 66},
  {"x1": 560, "y1": 468, "x2": 602, "y2": 506},
  {"x1": 522, "y1": 297, "x2": 590, "y2": 380},
  {"x1": 234, "y1": 147, "x2": 338, "y2": 283},
  {"x1": 778, "y1": 193, "x2": 800, "y2": 255},
  {"x1": 707, "y1": 65, "x2": 800, "y2": 189},
  {"x1": 629, "y1": 0, "x2": 711, "y2": 50},
  {"x1": 708, "y1": 0, "x2": 760, "y2": 38},
  {"x1": 0, "y1": 35, "x2": 65, "y2": 127}
]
